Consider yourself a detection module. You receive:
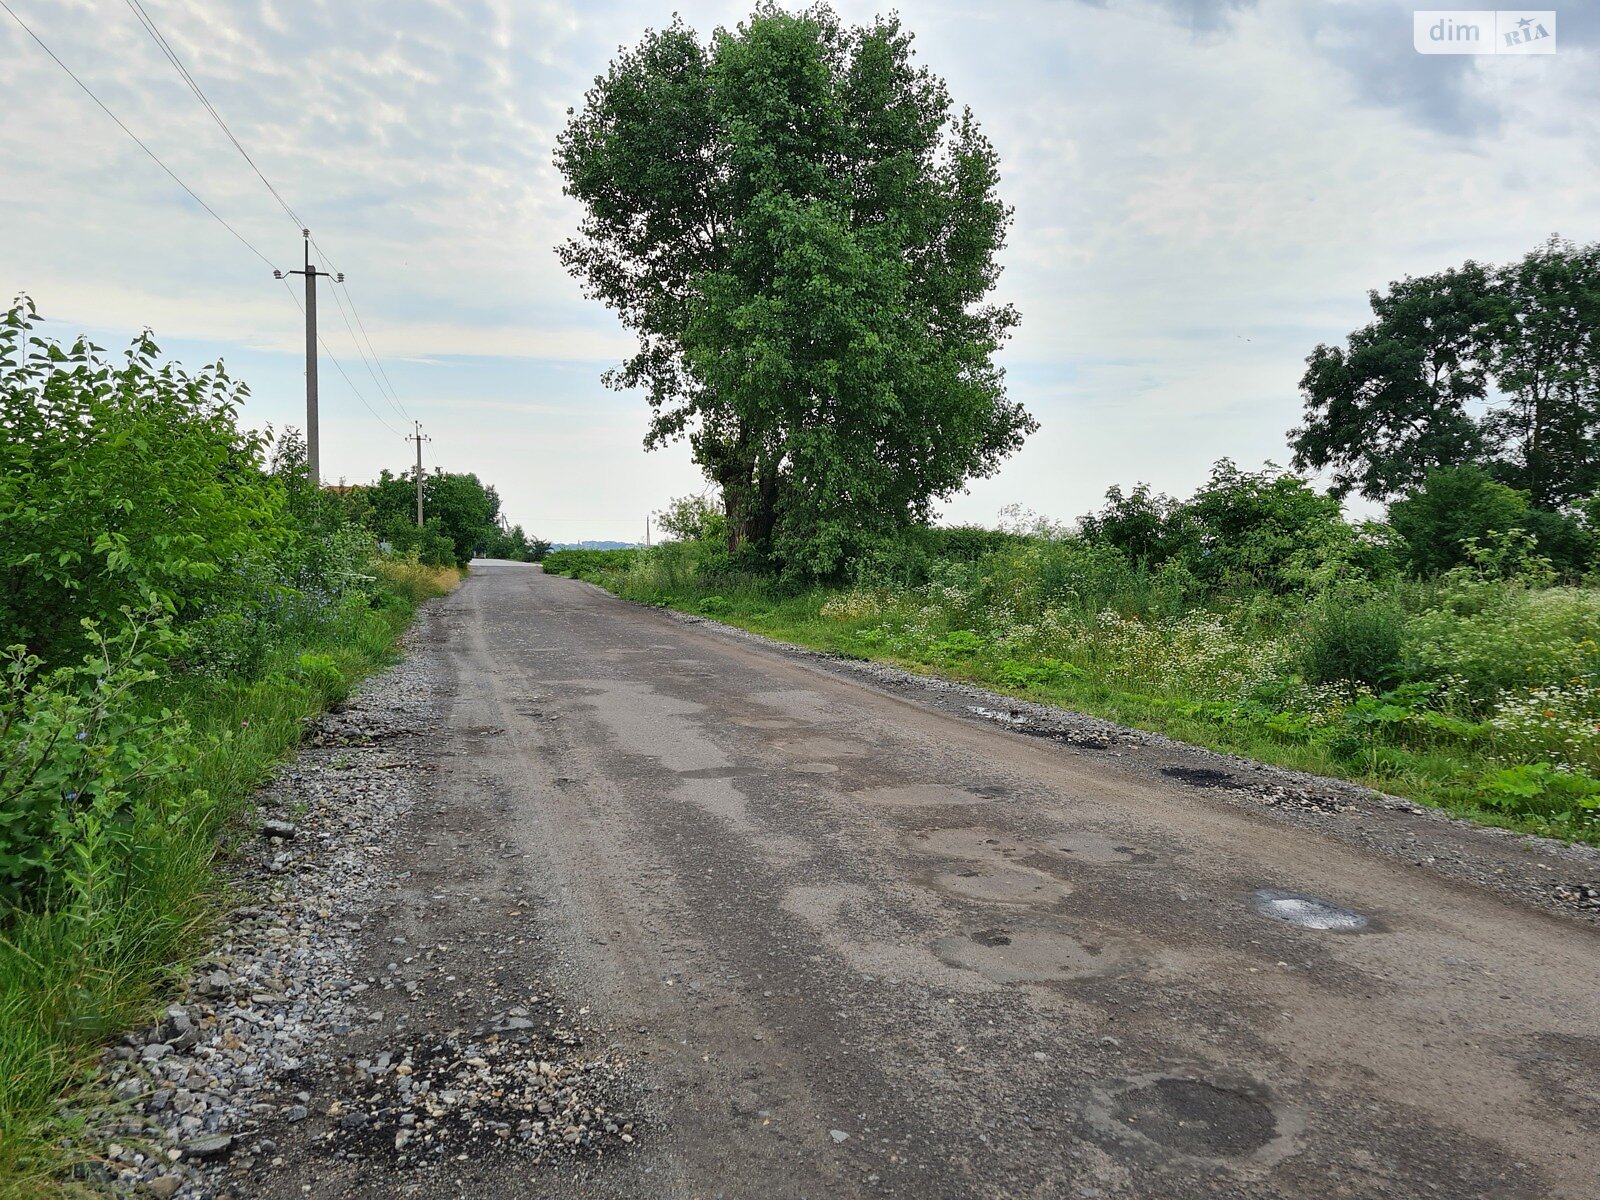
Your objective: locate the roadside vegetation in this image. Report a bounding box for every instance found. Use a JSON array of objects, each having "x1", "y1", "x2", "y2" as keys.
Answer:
[{"x1": 0, "y1": 297, "x2": 476, "y2": 1195}]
